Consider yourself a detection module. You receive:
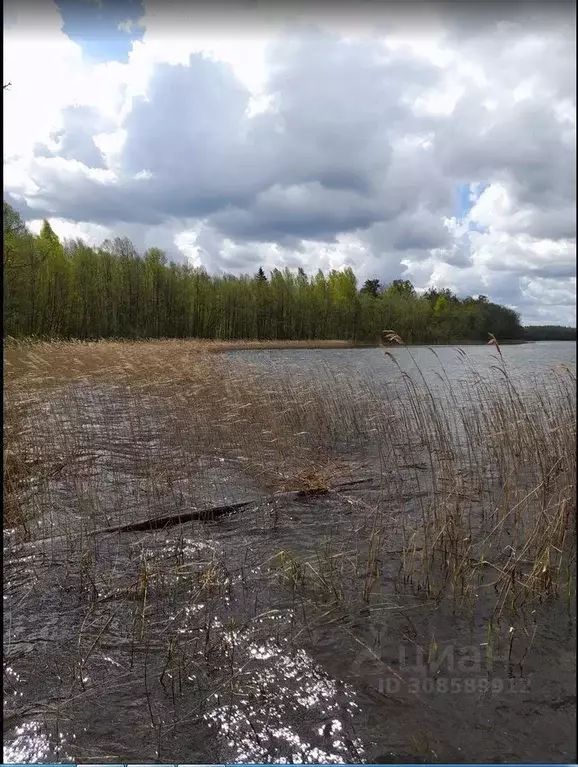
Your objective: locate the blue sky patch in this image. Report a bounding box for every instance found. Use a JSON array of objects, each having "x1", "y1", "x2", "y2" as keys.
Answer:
[
  {"x1": 56, "y1": 0, "x2": 145, "y2": 64},
  {"x1": 455, "y1": 182, "x2": 473, "y2": 219},
  {"x1": 455, "y1": 181, "x2": 489, "y2": 232}
]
